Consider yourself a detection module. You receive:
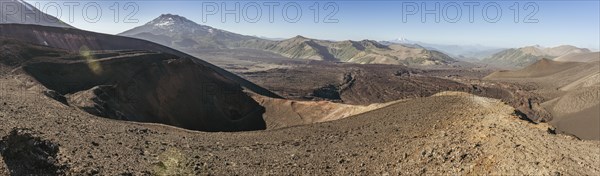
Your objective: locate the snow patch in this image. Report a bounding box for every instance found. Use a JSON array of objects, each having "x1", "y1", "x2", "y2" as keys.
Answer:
[{"x1": 155, "y1": 18, "x2": 175, "y2": 27}]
